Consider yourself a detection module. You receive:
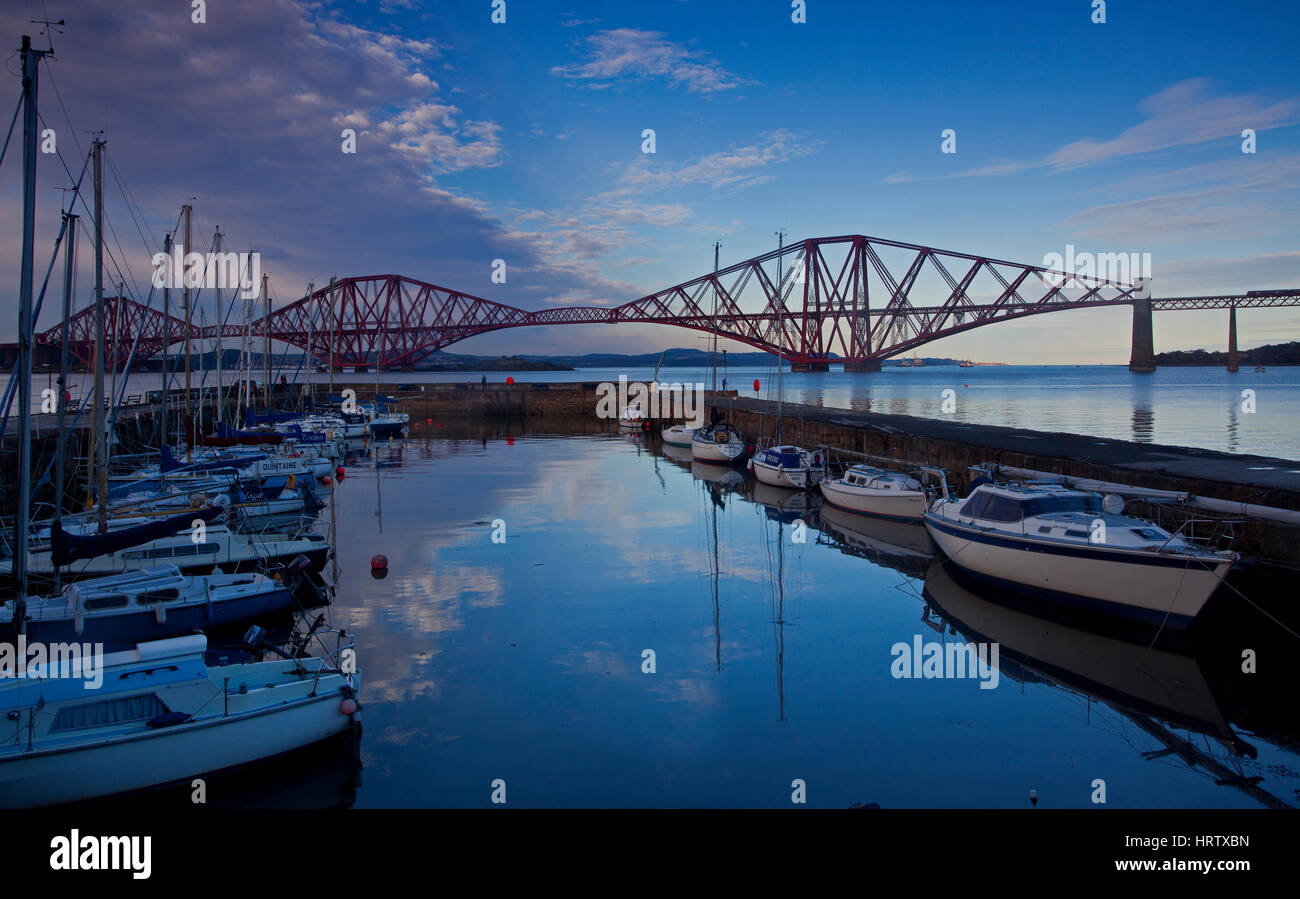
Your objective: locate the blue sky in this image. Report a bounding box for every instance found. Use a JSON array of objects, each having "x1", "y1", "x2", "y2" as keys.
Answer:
[{"x1": 1, "y1": 0, "x2": 1297, "y2": 362}]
